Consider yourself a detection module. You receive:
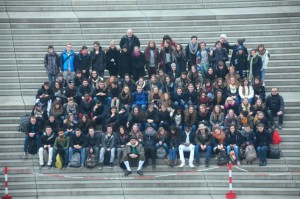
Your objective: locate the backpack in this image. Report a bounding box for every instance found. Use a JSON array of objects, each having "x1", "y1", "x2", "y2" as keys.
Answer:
[
  {"x1": 55, "y1": 154, "x2": 63, "y2": 169},
  {"x1": 18, "y1": 114, "x2": 30, "y2": 133},
  {"x1": 28, "y1": 138, "x2": 37, "y2": 155},
  {"x1": 217, "y1": 150, "x2": 228, "y2": 166},
  {"x1": 267, "y1": 149, "x2": 281, "y2": 159},
  {"x1": 86, "y1": 154, "x2": 97, "y2": 168},
  {"x1": 69, "y1": 152, "x2": 81, "y2": 168},
  {"x1": 156, "y1": 147, "x2": 167, "y2": 159},
  {"x1": 245, "y1": 145, "x2": 257, "y2": 162},
  {"x1": 272, "y1": 130, "x2": 281, "y2": 144}
]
